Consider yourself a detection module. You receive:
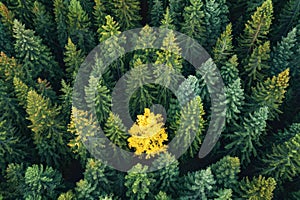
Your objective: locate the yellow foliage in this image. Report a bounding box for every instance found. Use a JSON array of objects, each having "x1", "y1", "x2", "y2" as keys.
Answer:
[{"x1": 128, "y1": 108, "x2": 168, "y2": 159}]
